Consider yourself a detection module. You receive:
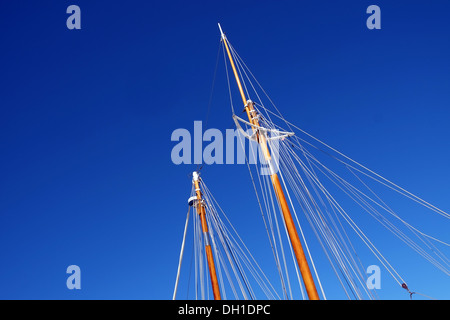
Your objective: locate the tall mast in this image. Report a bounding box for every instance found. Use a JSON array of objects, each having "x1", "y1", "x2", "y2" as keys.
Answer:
[
  {"x1": 218, "y1": 23, "x2": 320, "y2": 300},
  {"x1": 192, "y1": 171, "x2": 221, "y2": 300}
]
